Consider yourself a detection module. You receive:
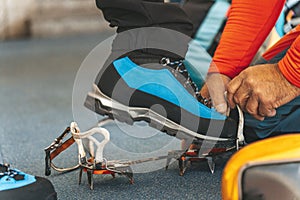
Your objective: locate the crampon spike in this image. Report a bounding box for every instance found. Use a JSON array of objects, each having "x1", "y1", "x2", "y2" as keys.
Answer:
[{"x1": 206, "y1": 157, "x2": 215, "y2": 174}]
